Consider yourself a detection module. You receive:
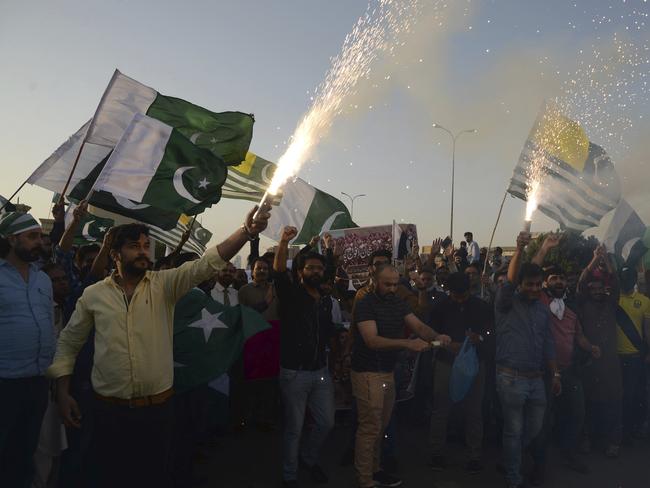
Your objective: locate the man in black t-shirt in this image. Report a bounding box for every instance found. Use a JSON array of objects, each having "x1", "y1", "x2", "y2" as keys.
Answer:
[
  {"x1": 274, "y1": 227, "x2": 337, "y2": 488},
  {"x1": 428, "y1": 272, "x2": 493, "y2": 474},
  {"x1": 352, "y1": 265, "x2": 451, "y2": 488}
]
